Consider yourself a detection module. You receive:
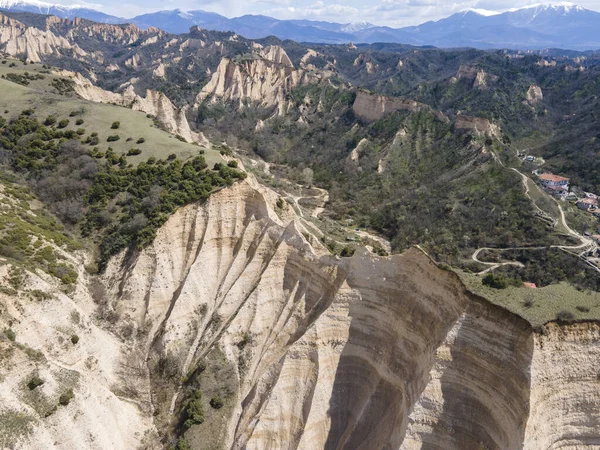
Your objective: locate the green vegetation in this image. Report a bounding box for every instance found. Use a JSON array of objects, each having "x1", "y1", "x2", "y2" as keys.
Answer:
[
  {"x1": 181, "y1": 390, "x2": 204, "y2": 430},
  {"x1": 209, "y1": 394, "x2": 223, "y2": 409},
  {"x1": 58, "y1": 389, "x2": 74, "y2": 406},
  {"x1": 110, "y1": 121, "x2": 120, "y2": 129},
  {"x1": 0, "y1": 109, "x2": 244, "y2": 271},
  {"x1": 5, "y1": 328, "x2": 16, "y2": 341},
  {"x1": 70, "y1": 334, "x2": 79, "y2": 344},
  {"x1": 51, "y1": 78, "x2": 75, "y2": 95},
  {"x1": 0, "y1": 409, "x2": 35, "y2": 449},
  {"x1": 27, "y1": 374, "x2": 44, "y2": 391},
  {"x1": 2, "y1": 72, "x2": 45, "y2": 86},
  {"x1": 459, "y1": 272, "x2": 600, "y2": 327}
]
